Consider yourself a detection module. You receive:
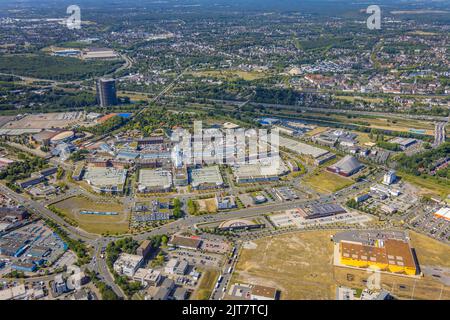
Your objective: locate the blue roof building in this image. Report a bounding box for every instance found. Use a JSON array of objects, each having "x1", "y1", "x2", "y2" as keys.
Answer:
[{"x1": 12, "y1": 261, "x2": 37, "y2": 272}]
